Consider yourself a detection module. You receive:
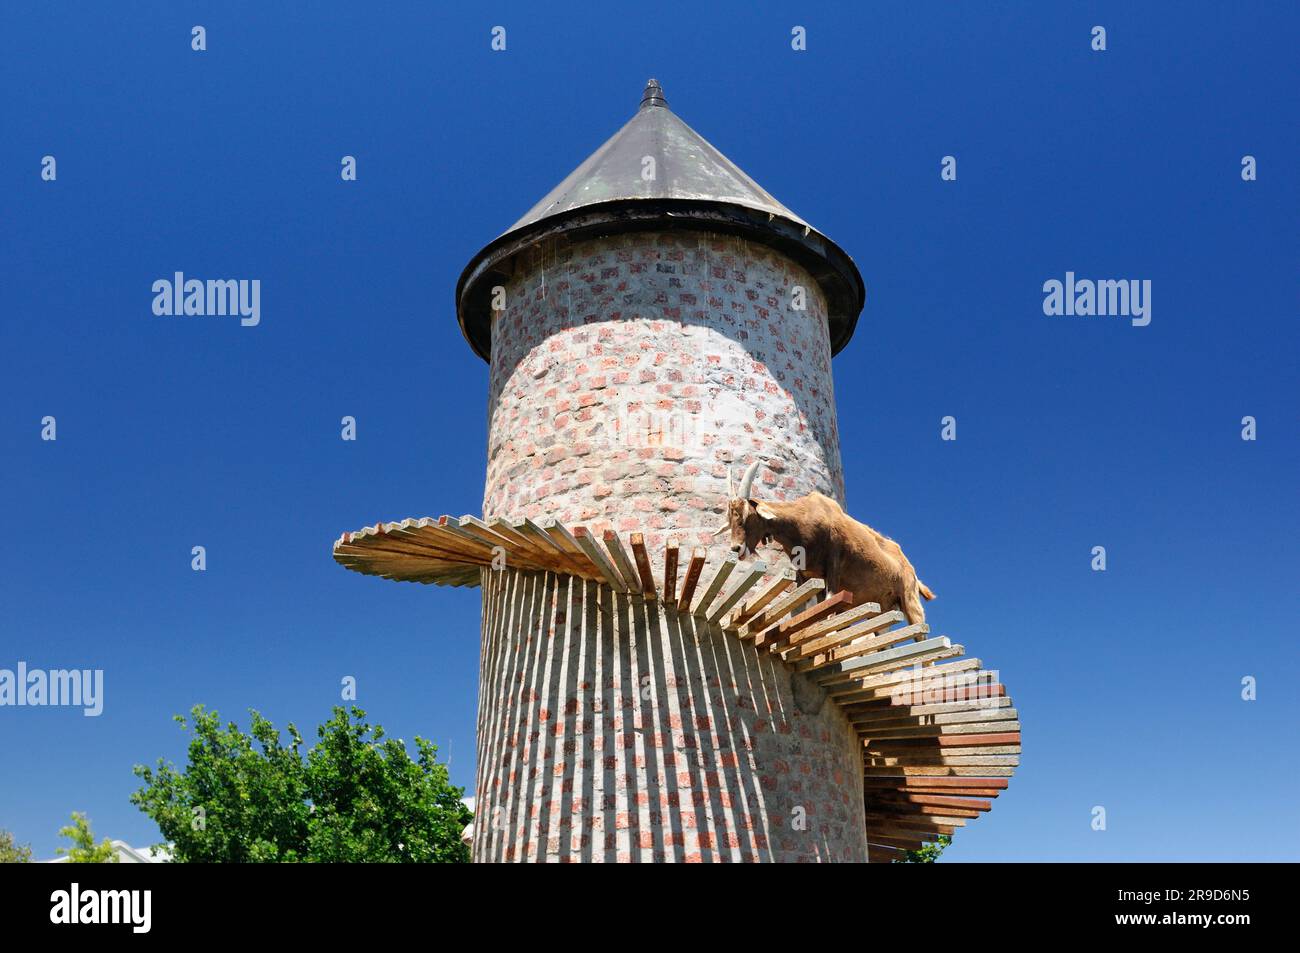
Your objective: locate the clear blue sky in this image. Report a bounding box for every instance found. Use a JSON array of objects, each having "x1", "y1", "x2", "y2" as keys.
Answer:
[{"x1": 2, "y1": 2, "x2": 1296, "y2": 861}]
